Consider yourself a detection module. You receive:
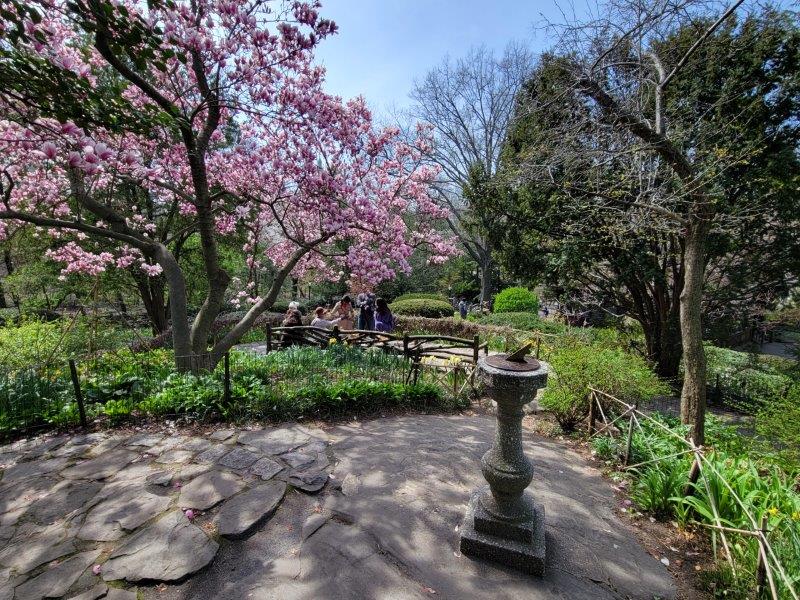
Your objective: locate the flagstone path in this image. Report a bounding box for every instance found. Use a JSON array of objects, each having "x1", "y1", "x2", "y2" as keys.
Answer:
[
  {"x1": 0, "y1": 415, "x2": 676, "y2": 599},
  {"x1": 0, "y1": 424, "x2": 330, "y2": 599}
]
